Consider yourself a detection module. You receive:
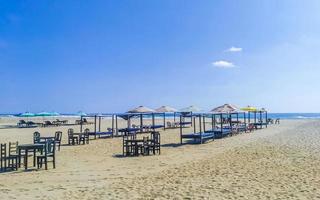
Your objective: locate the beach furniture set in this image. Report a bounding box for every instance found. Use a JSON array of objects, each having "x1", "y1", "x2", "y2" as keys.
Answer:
[
  {"x1": 180, "y1": 111, "x2": 267, "y2": 144},
  {"x1": 122, "y1": 131, "x2": 161, "y2": 157},
  {"x1": 17, "y1": 119, "x2": 71, "y2": 128},
  {"x1": 67, "y1": 128, "x2": 89, "y2": 145},
  {"x1": 0, "y1": 132, "x2": 58, "y2": 172}
]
